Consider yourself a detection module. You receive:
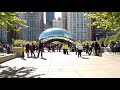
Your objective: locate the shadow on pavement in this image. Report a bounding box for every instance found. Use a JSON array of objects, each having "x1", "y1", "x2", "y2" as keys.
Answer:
[
  {"x1": 81, "y1": 56, "x2": 89, "y2": 59},
  {"x1": 82, "y1": 54, "x2": 90, "y2": 56},
  {"x1": 0, "y1": 65, "x2": 45, "y2": 78},
  {"x1": 41, "y1": 57, "x2": 47, "y2": 60}
]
